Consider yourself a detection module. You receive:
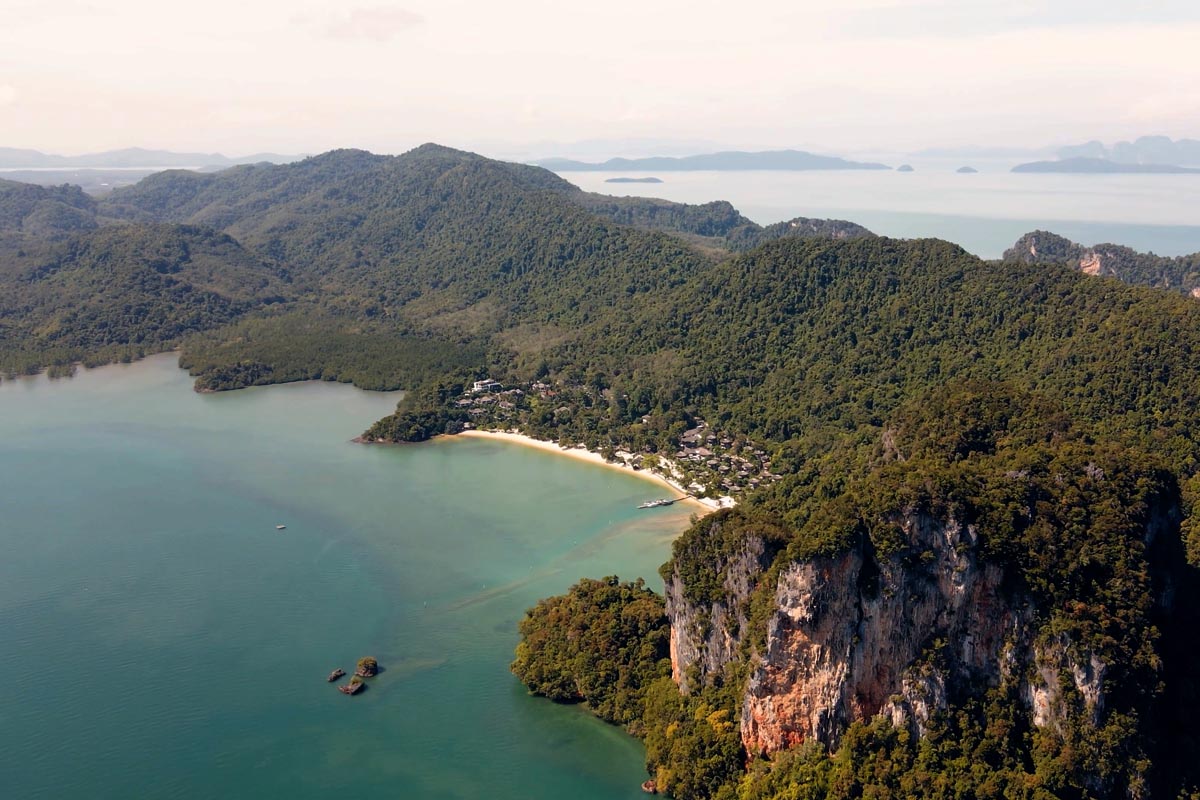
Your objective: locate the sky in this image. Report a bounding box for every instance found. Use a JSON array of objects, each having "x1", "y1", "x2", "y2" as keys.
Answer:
[{"x1": 2, "y1": 0, "x2": 1199, "y2": 159}]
